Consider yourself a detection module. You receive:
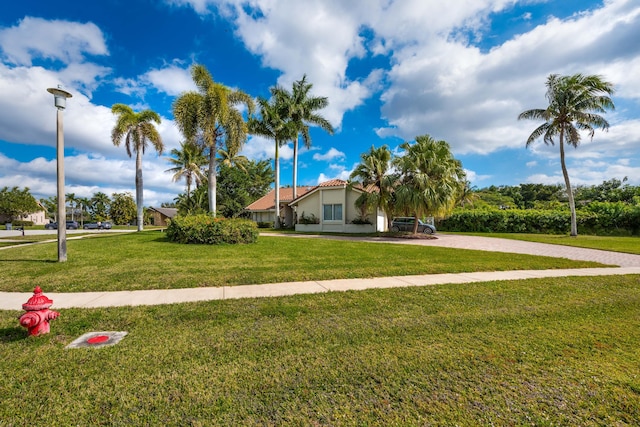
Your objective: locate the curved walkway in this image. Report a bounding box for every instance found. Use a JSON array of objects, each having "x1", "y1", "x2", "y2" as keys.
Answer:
[{"x1": 1, "y1": 233, "x2": 639, "y2": 310}]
